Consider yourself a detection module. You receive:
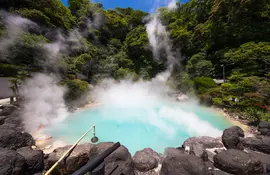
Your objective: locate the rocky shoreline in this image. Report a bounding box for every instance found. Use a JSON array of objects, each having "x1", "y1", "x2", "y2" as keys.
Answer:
[{"x1": 1, "y1": 104, "x2": 270, "y2": 175}]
